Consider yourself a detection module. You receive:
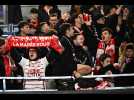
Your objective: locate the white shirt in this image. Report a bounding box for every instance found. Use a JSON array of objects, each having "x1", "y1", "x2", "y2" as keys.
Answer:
[{"x1": 19, "y1": 57, "x2": 49, "y2": 90}]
